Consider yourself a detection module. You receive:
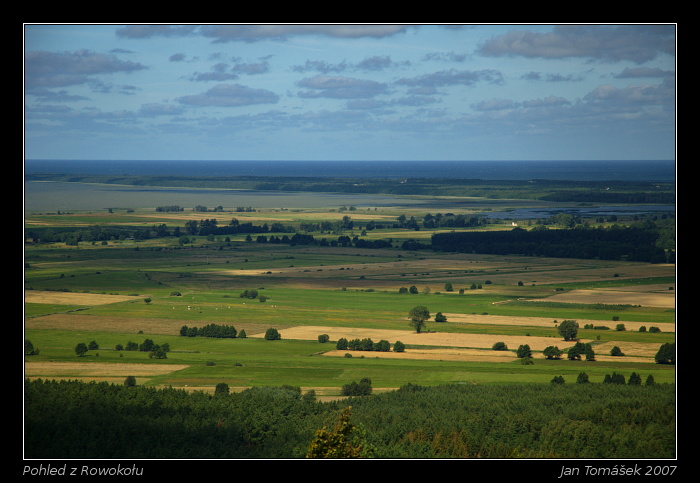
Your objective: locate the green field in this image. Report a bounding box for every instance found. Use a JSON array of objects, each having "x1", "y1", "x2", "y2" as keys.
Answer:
[{"x1": 24, "y1": 185, "x2": 676, "y2": 394}]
